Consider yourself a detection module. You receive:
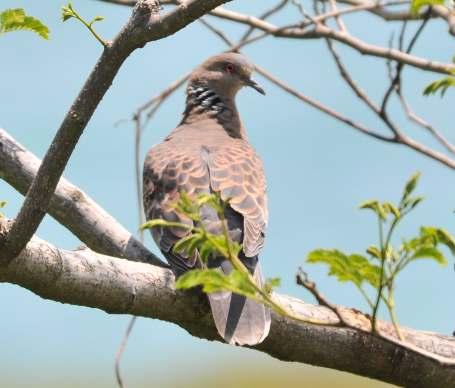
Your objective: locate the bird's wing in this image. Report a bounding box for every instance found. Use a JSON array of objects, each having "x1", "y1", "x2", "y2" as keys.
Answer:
[
  {"x1": 143, "y1": 141, "x2": 211, "y2": 271},
  {"x1": 207, "y1": 139, "x2": 268, "y2": 257}
]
